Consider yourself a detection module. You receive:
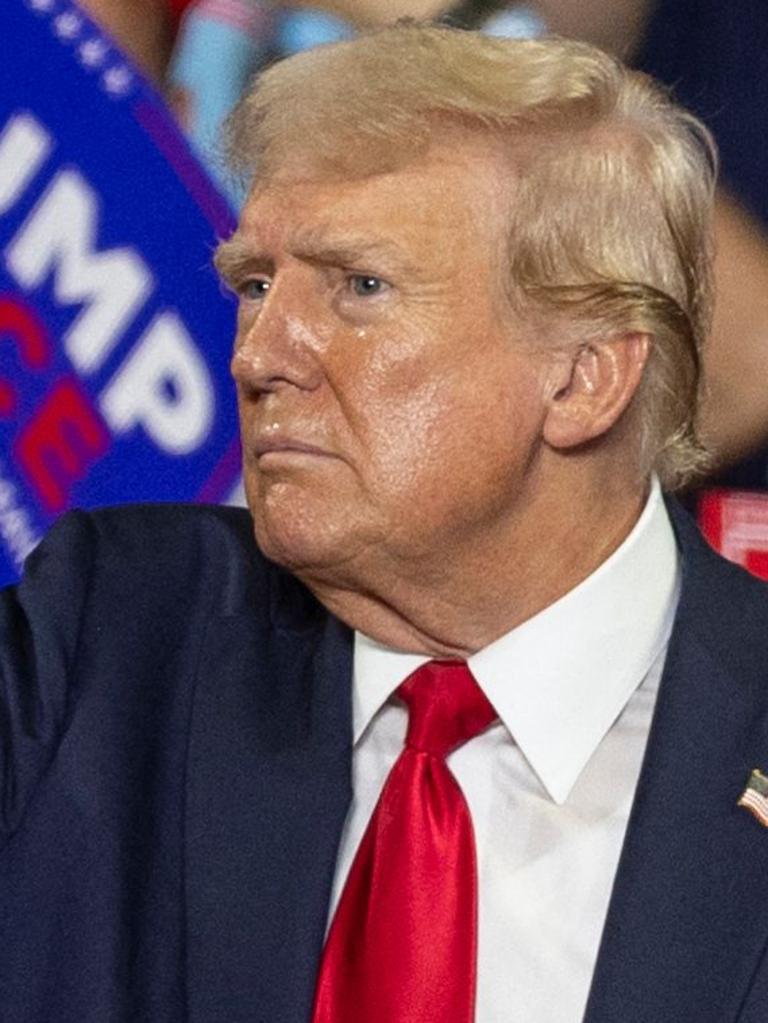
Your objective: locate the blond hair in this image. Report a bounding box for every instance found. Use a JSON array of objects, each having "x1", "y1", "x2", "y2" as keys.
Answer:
[{"x1": 226, "y1": 25, "x2": 717, "y2": 489}]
